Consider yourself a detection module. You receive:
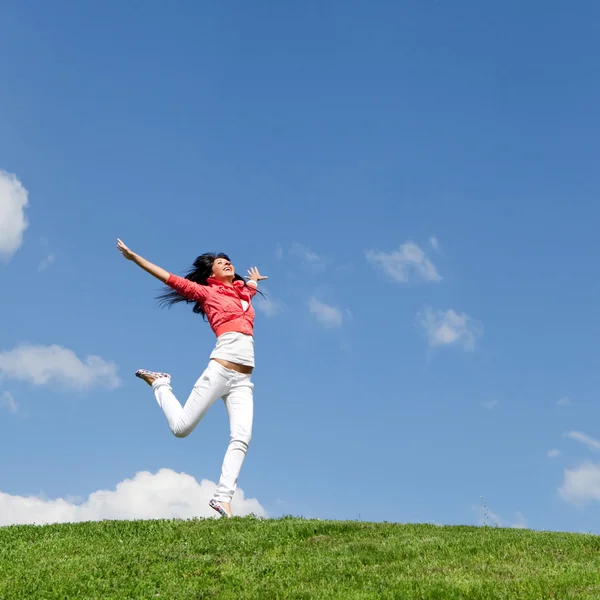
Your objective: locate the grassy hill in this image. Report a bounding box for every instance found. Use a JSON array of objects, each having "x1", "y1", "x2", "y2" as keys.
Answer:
[{"x1": 1, "y1": 517, "x2": 599, "y2": 599}]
